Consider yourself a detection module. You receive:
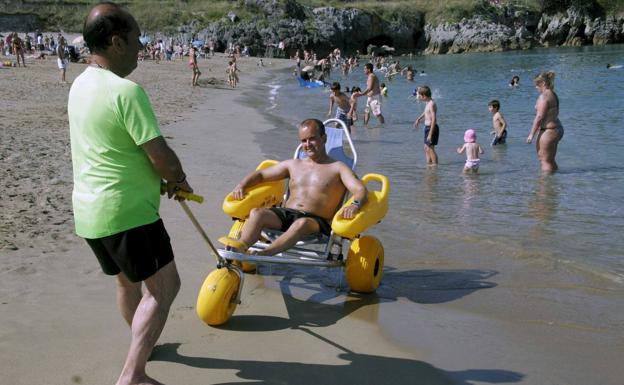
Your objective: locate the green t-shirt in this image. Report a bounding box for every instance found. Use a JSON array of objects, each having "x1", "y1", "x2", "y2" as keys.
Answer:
[{"x1": 68, "y1": 67, "x2": 162, "y2": 238}]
